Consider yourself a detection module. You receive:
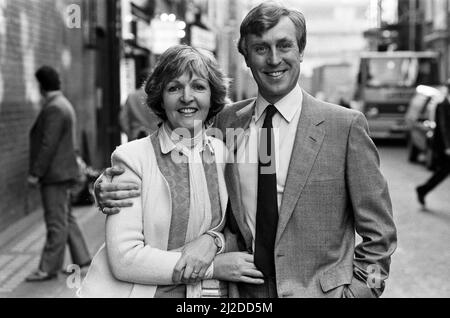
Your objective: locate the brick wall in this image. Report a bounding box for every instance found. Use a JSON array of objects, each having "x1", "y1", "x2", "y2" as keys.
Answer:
[{"x1": 0, "y1": 0, "x2": 104, "y2": 230}]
